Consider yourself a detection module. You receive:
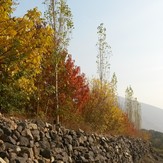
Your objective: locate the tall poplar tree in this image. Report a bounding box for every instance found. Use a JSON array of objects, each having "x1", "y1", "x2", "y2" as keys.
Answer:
[
  {"x1": 44, "y1": 0, "x2": 73, "y2": 124},
  {"x1": 111, "y1": 72, "x2": 118, "y2": 105},
  {"x1": 133, "y1": 98, "x2": 141, "y2": 130},
  {"x1": 125, "y1": 86, "x2": 134, "y2": 122},
  {"x1": 125, "y1": 86, "x2": 141, "y2": 130},
  {"x1": 96, "y1": 23, "x2": 112, "y2": 86}
]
